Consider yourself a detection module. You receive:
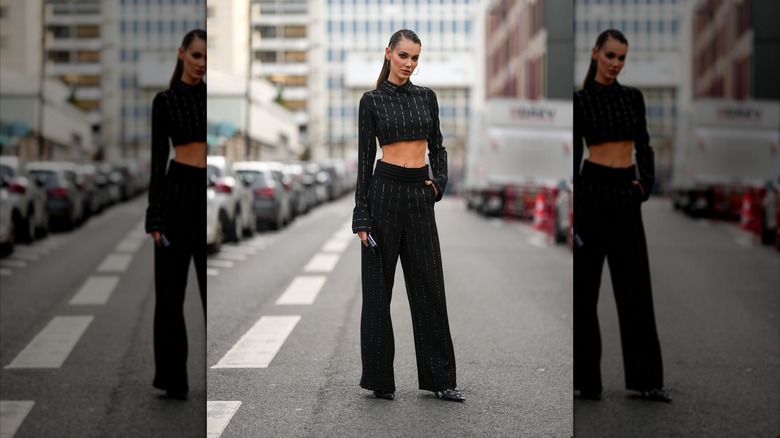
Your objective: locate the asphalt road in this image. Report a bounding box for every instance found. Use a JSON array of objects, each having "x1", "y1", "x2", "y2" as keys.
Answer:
[
  {"x1": 0, "y1": 195, "x2": 205, "y2": 438},
  {"x1": 207, "y1": 196, "x2": 573, "y2": 437},
  {"x1": 574, "y1": 198, "x2": 780, "y2": 437}
]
